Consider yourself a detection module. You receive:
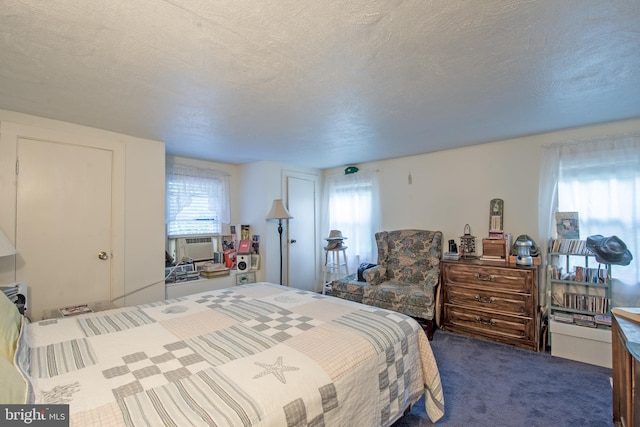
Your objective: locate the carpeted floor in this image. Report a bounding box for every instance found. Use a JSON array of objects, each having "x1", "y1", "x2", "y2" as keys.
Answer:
[{"x1": 394, "y1": 329, "x2": 613, "y2": 427}]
